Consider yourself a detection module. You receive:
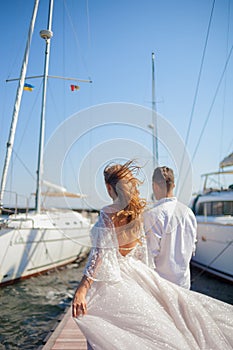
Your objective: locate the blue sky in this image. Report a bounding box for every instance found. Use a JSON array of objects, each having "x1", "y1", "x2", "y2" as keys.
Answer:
[{"x1": 0, "y1": 0, "x2": 232, "y2": 209}]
